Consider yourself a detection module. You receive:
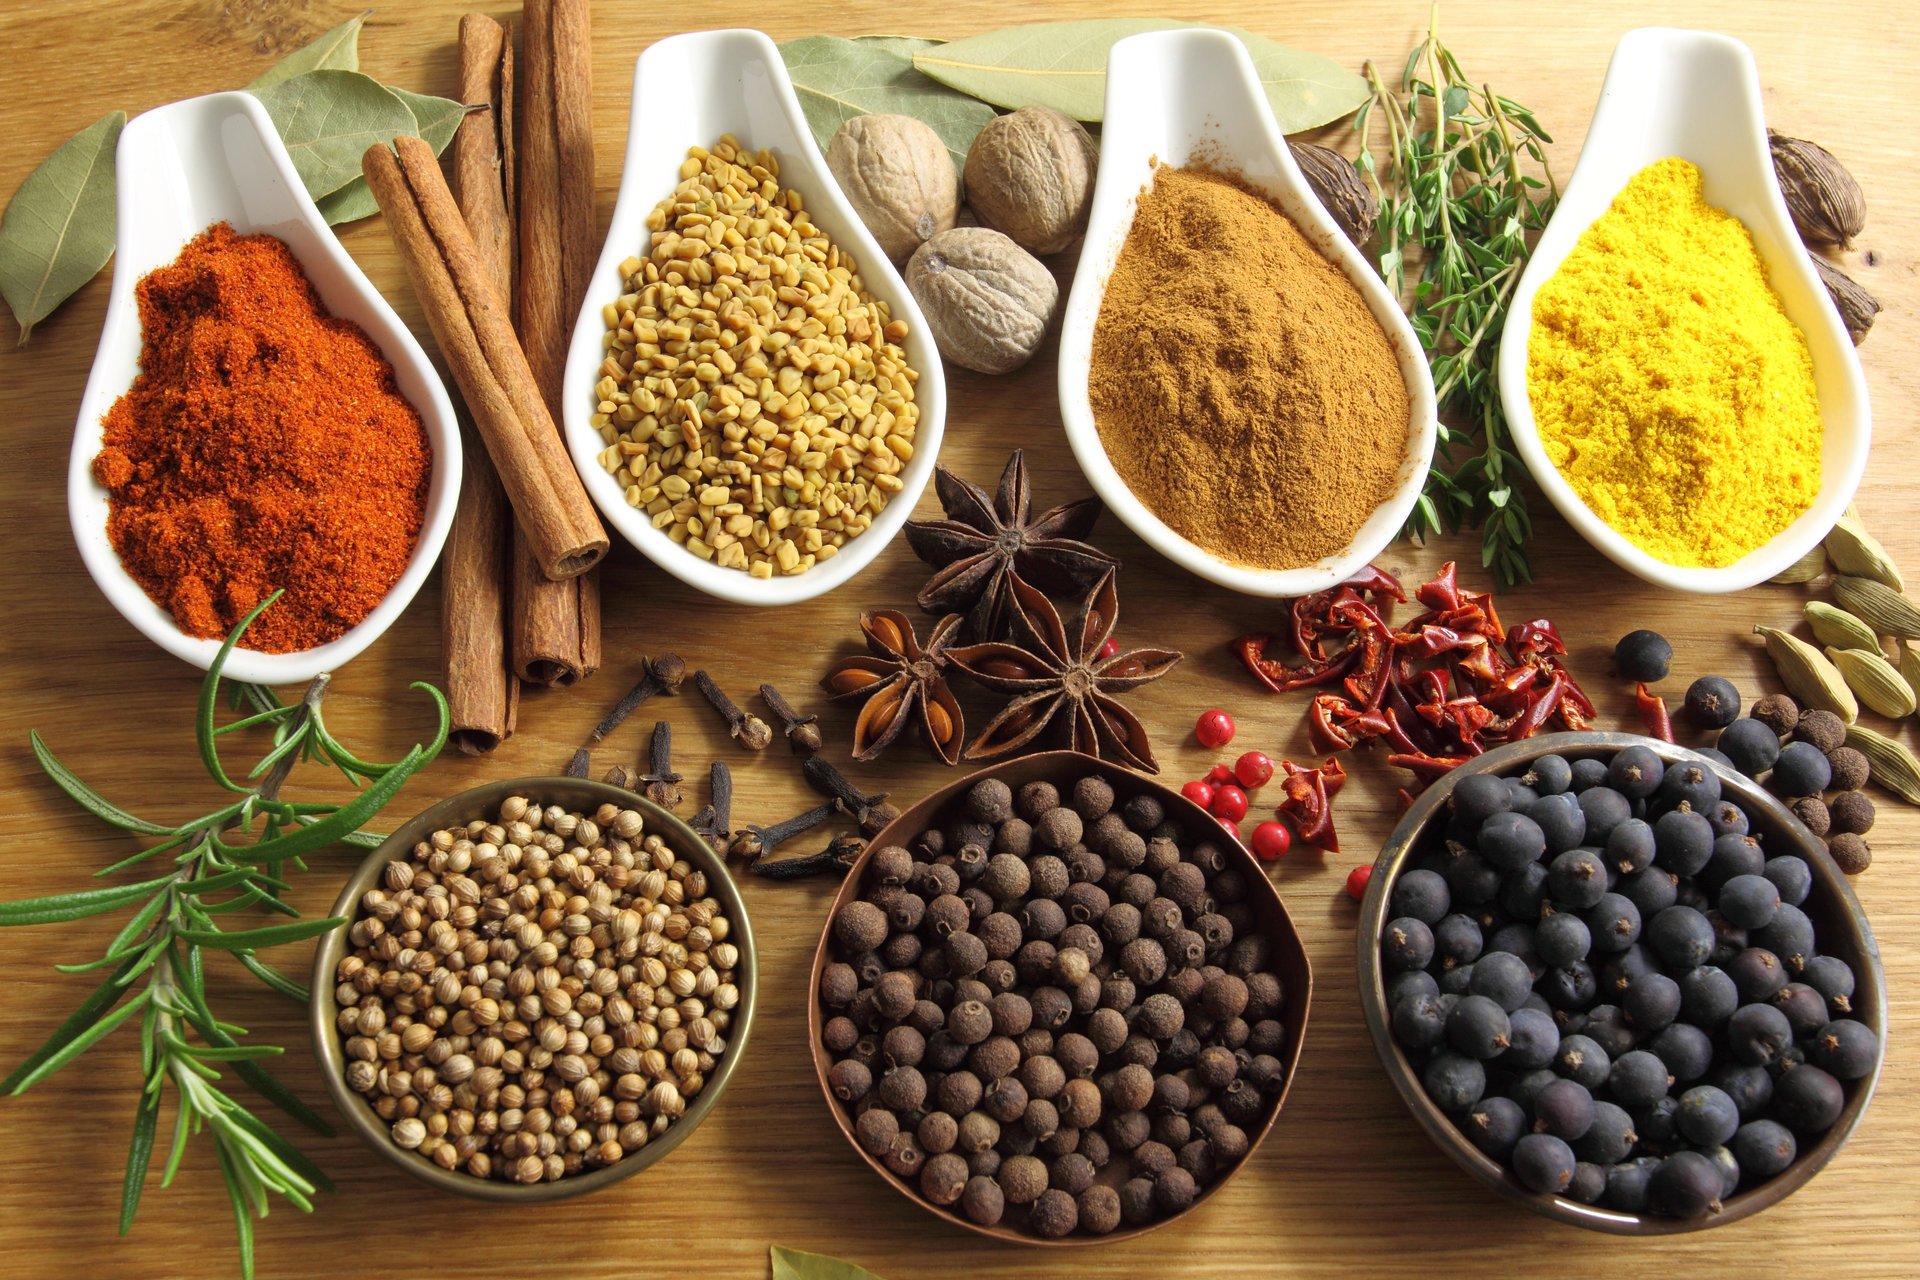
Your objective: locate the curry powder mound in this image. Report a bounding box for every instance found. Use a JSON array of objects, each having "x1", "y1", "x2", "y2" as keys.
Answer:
[
  {"x1": 1089, "y1": 164, "x2": 1410, "y2": 571},
  {"x1": 1528, "y1": 157, "x2": 1823, "y2": 569}
]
